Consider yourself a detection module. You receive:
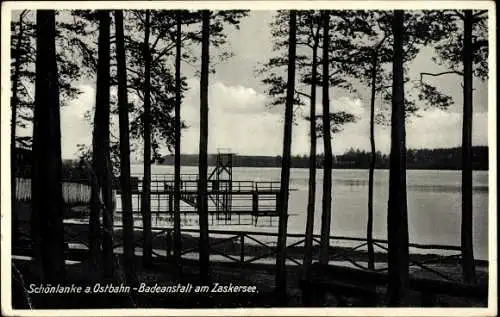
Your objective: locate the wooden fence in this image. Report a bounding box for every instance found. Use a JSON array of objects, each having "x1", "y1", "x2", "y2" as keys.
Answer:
[
  {"x1": 15, "y1": 178, "x2": 92, "y2": 205},
  {"x1": 110, "y1": 226, "x2": 469, "y2": 282},
  {"x1": 13, "y1": 219, "x2": 478, "y2": 284}
]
